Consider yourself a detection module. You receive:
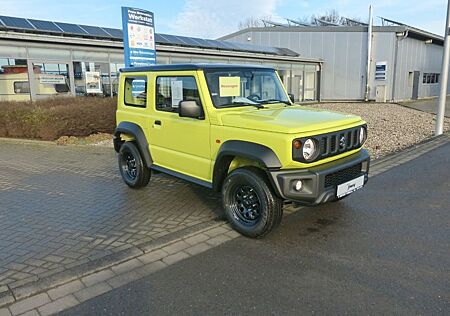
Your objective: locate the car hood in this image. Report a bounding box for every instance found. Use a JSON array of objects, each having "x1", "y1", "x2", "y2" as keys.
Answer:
[{"x1": 219, "y1": 105, "x2": 363, "y2": 134}]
